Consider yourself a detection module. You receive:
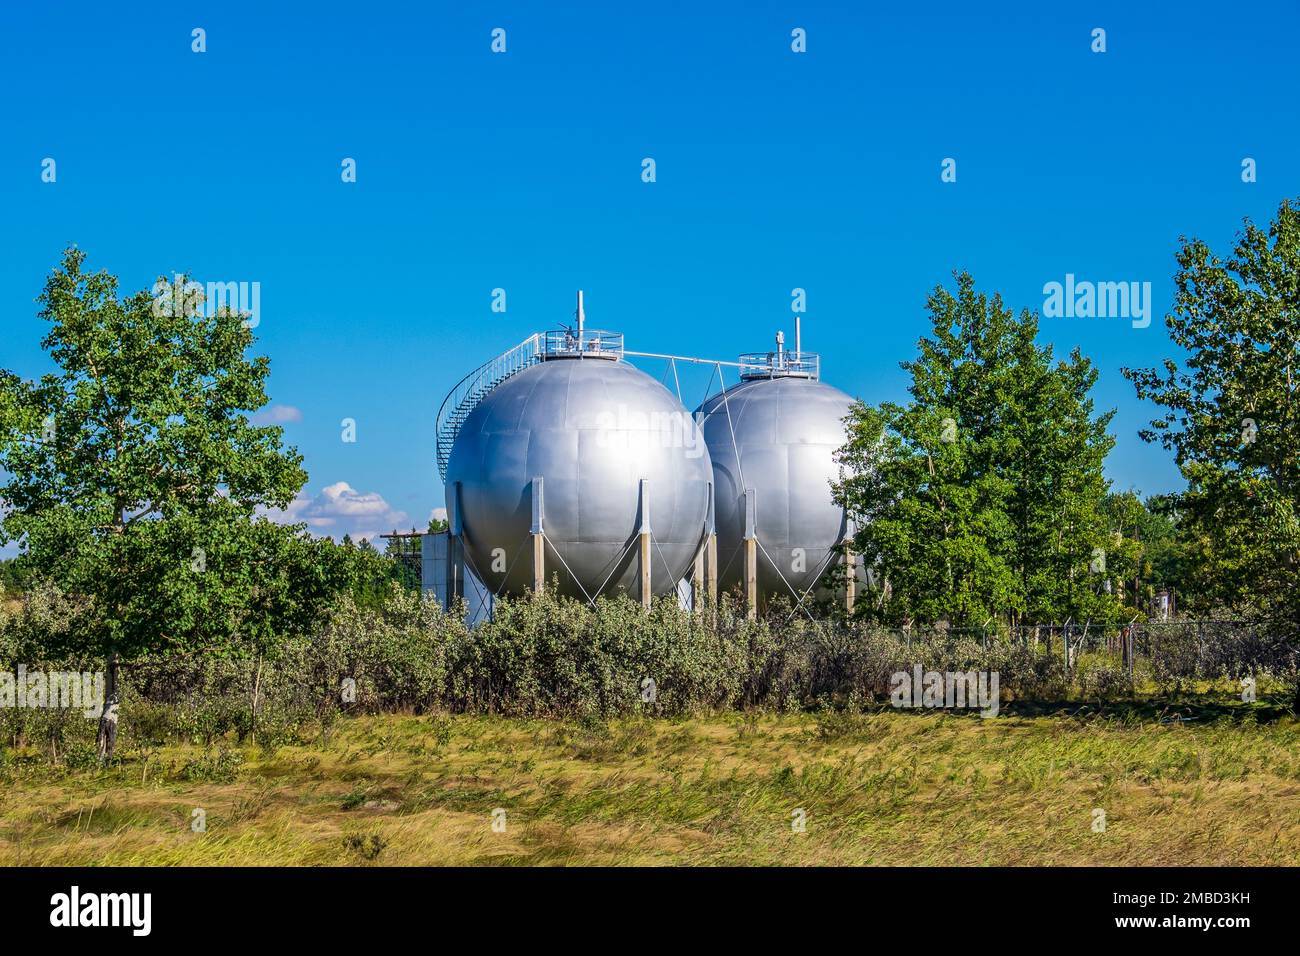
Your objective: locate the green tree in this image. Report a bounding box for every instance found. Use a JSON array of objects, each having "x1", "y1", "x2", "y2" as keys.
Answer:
[
  {"x1": 0, "y1": 249, "x2": 351, "y2": 760},
  {"x1": 0, "y1": 557, "x2": 25, "y2": 599},
  {"x1": 1140, "y1": 493, "x2": 1188, "y2": 600},
  {"x1": 835, "y1": 273, "x2": 1119, "y2": 627},
  {"x1": 1123, "y1": 198, "x2": 1300, "y2": 617},
  {"x1": 1098, "y1": 491, "x2": 1184, "y2": 616}
]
